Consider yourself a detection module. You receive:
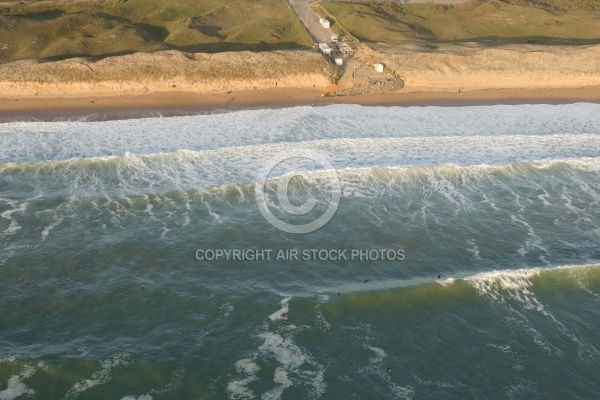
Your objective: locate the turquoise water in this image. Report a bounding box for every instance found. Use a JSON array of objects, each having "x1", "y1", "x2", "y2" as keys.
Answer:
[{"x1": 1, "y1": 104, "x2": 600, "y2": 399}]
